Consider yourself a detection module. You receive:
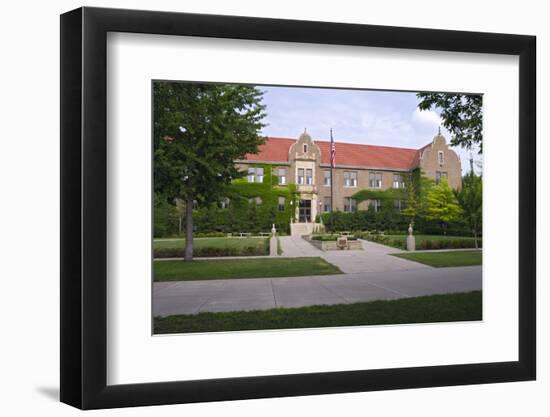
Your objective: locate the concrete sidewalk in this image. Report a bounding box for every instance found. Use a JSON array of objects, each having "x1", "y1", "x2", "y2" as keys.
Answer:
[{"x1": 153, "y1": 265, "x2": 482, "y2": 317}]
